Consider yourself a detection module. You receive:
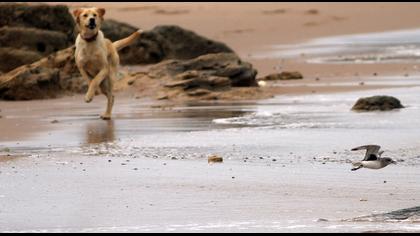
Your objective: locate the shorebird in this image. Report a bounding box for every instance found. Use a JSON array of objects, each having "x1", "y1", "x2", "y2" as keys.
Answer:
[{"x1": 350, "y1": 145, "x2": 396, "y2": 171}]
